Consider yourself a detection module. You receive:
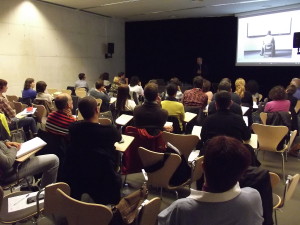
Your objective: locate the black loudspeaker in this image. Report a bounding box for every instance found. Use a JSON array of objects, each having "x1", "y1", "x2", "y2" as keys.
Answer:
[
  {"x1": 293, "y1": 32, "x2": 300, "y2": 48},
  {"x1": 108, "y1": 43, "x2": 114, "y2": 54}
]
